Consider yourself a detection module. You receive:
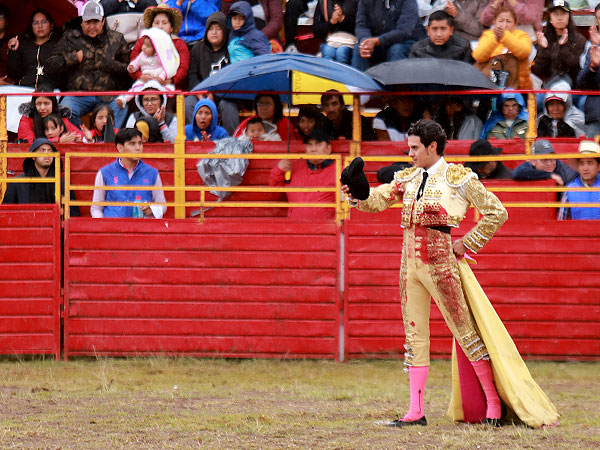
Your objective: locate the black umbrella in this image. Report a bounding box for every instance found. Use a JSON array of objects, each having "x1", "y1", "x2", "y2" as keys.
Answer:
[{"x1": 366, "y1": 58, "x2": 497, "y2": 91}]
